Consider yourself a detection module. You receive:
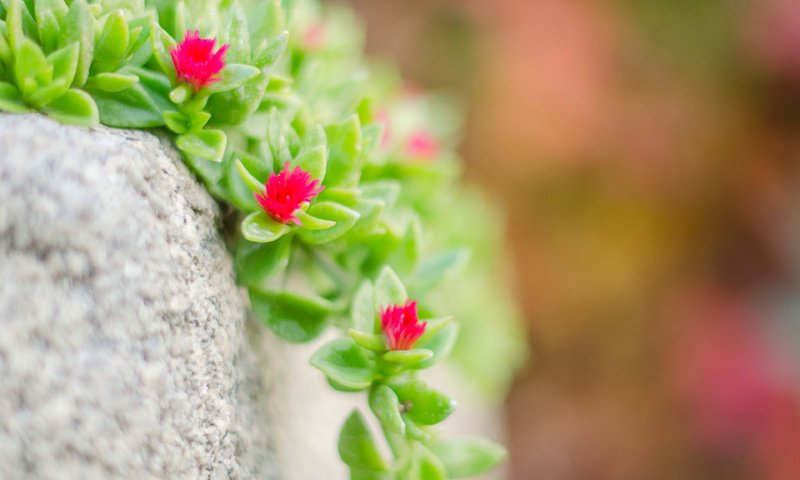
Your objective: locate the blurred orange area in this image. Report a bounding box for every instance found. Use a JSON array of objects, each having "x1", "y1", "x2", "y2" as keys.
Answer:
[{"x1": 348, "y1": 0, "x2": 800, "y2": 479}]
